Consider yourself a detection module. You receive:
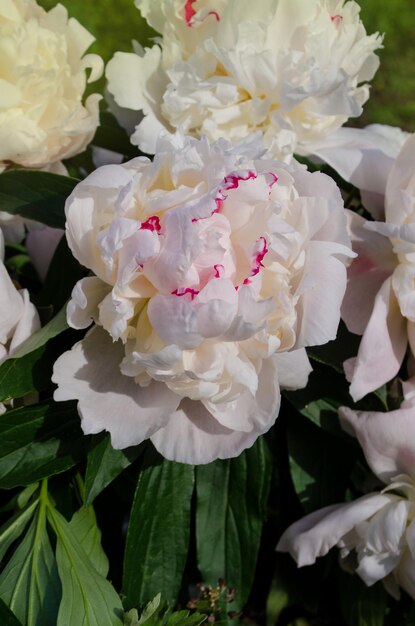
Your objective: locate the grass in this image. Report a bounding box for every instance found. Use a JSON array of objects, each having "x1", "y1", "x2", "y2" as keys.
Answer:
[{"x1": 38, "y1": 0, "x2": 415, "y2": 132}]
